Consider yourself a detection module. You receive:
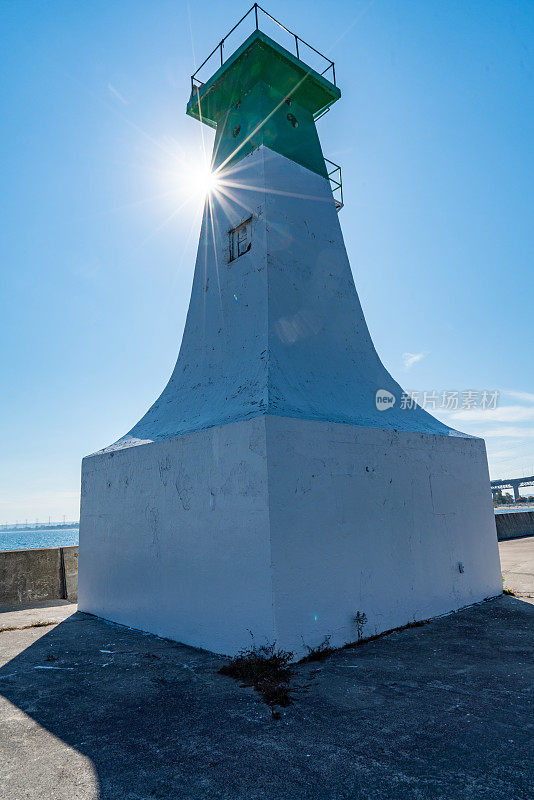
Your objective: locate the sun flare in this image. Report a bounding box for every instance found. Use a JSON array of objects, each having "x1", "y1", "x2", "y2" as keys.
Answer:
[
  {"x1": 196, "y1": 162, "x2": 220, "y2": 196},
  {"x1": 180, "y1": 157, "x2": 221, "y2": 200}
]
